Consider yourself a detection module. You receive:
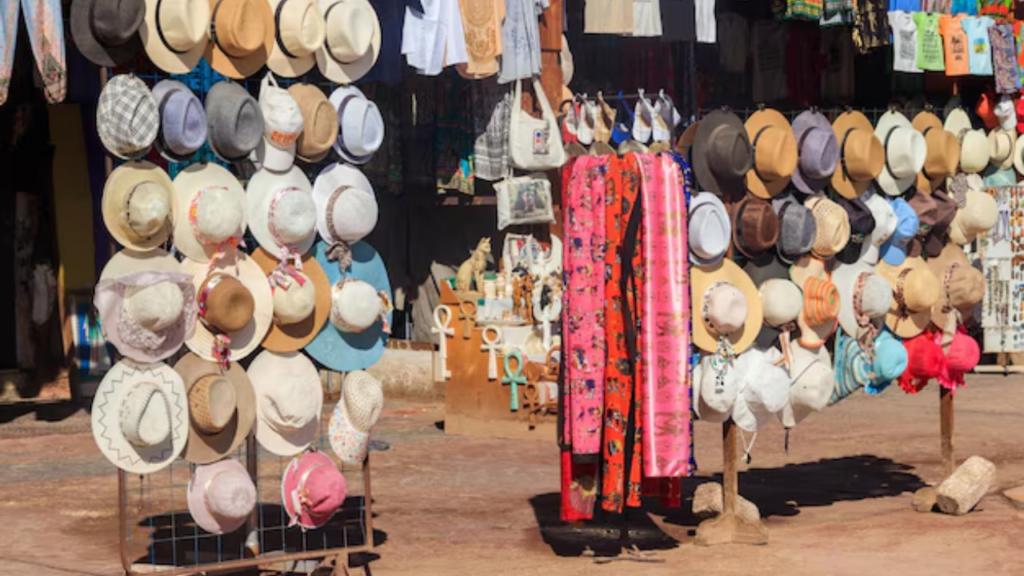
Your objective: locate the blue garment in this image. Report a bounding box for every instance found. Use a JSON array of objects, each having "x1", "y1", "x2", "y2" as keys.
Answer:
[
  {"x1": 611, "y1": 91, "x2": 635, "y2": 145},
  {"x1": 951, "y1": 0, "x2": 978, "y2": 14},
  {"x1": 361, "y1": 0, "x2": 423, "y2": 85},
  {"x1": 964, "y1": 16, "x2": 995, "y2": 75},
  {"x1": 889, "y1": 0, "x2": 920, "y2": 11}
]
